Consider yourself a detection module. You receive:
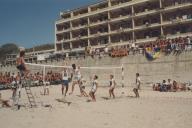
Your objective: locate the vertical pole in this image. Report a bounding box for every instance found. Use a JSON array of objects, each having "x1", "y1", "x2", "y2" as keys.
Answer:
[
  {"x1": 43, "y1": 66, "x2": 46, "y2": 85},
  {"x1": 121, "y1": 64, "x2": 125, "y2": 88}
]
